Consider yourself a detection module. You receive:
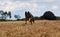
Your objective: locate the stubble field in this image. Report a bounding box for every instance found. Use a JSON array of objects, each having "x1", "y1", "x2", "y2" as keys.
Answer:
[{"x1": 0, "y1": 20, "x2": 60, "y2": 37}]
